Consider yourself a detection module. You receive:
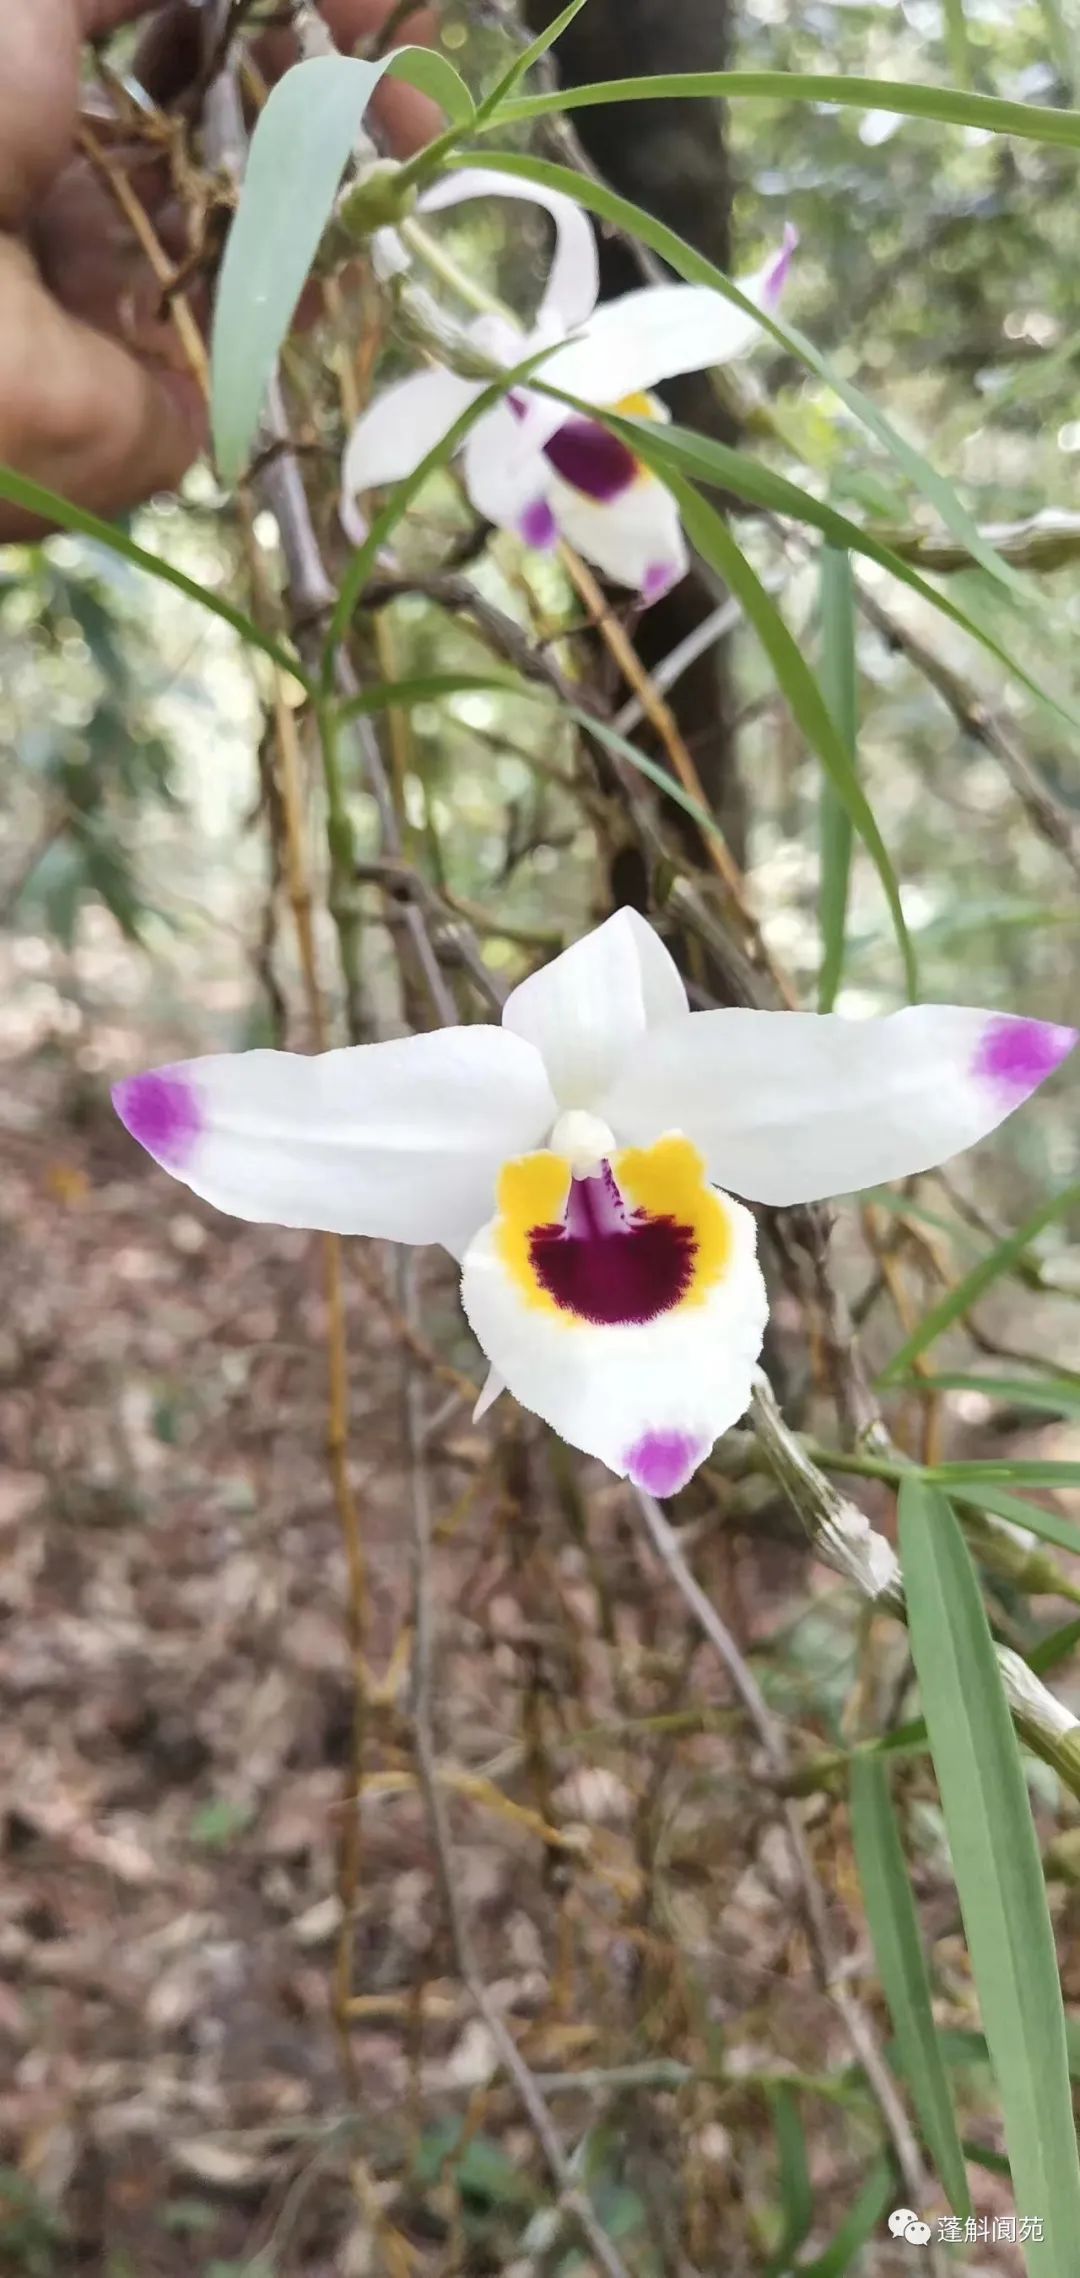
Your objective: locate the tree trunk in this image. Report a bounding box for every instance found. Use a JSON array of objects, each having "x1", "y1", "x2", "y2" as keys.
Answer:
[{"x1": 521, "y1": 0, "x2": 744, "y2": 859}]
